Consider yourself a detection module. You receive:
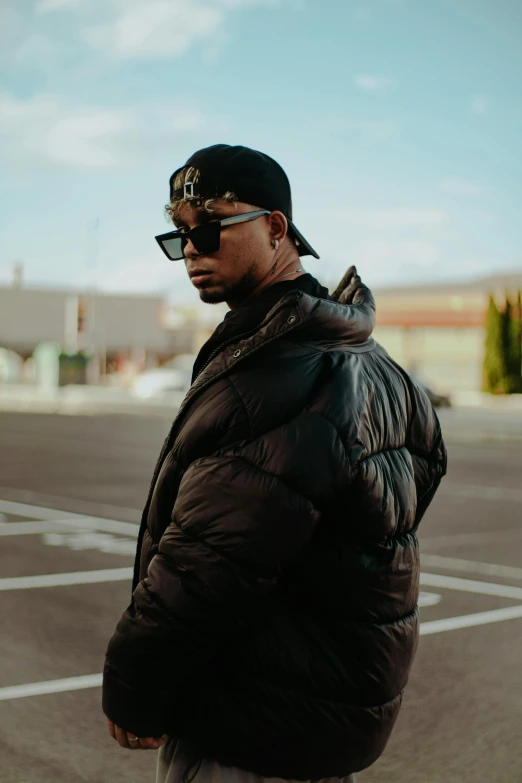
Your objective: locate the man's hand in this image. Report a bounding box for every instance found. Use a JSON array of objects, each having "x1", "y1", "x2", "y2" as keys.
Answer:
[{"x1": 107, "y1": 718, "x2": 165, "y2": 750}]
